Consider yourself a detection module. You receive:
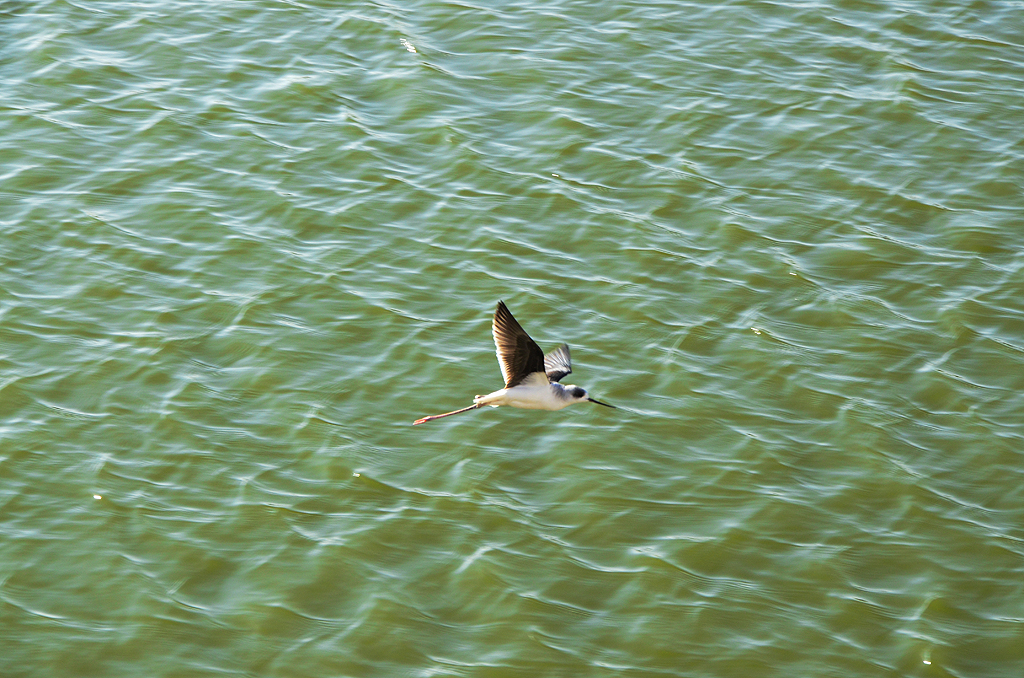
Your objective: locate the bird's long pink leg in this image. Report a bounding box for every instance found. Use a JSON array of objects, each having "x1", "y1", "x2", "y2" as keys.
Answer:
[{"x1": 413, "y1": 403, "x2": 482, "y2": 425}]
